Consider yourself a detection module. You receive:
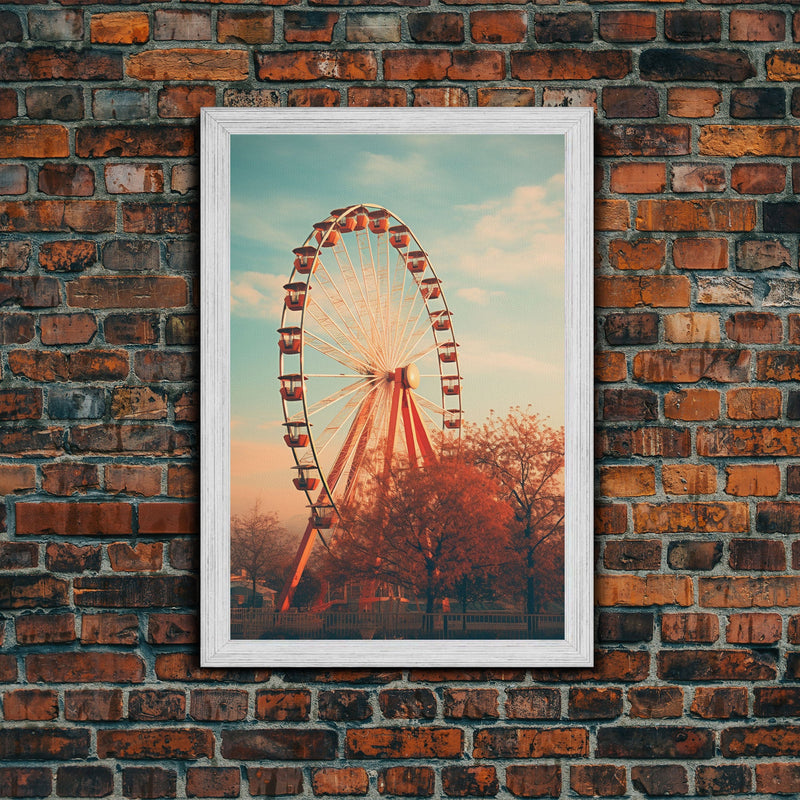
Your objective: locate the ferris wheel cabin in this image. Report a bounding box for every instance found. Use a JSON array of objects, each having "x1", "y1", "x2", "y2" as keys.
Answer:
[
  {"x1": 439, "y1": 342, "x2": 458, "y2": 363},
  {"x1": 292, "y1": 464, "x2": 319, "y2": 492},
  {"x1": 442, "y1": 376, "x2": 461, "y2": 396},
  {"x1": 407, "y1": 251, "x2": 427, "y2": 274},
  {"x1": 431, "y1": 310, "x2": 452, "y2": 331},
  {"x1": 311, "y1": 504, "x2": 337, "y2": 529},
  {"x1": 389, "y1": 225, "x2": 410, "y2": 249},
  {"x1": 279, "y1": 374, "x2": 303, "y2": 401},
  {"x1": 367, "y1": 210, "x2": 389, "y2": 234},
  {"x1": 313, "y1": 221, "x2": 340, "y2": 247},
  {"x1": 444, "y1": 410, "x2": 462, "y2": 429},
  {"x1": 283, "y1": 421, "x2": 309, "y2": 448},
  {"x1": 332, "y1": 207, "x2": 368, "y2": 232},
  {"x1": 278, "y1": 326, "x2": 301, "y2": 355},
  {"x1": 420, "y1": 277, "x2": 440, "y2": 299},
  {"x1": 283, "y1": 282, "x2": 307, "y2": 311},
  {"x1": 292, "y1": 246, "x2": 316, "y2": 275}
]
